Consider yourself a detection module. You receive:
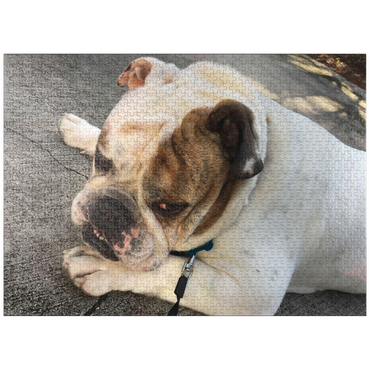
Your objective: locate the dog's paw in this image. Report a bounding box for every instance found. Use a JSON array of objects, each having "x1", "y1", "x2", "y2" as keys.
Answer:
[
  {"x1": 63, "y1": 245, "x2": 116, "y2": 296},
  {"x1": 59, "y1": 113, "x2": 101, "y2": 155}
]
